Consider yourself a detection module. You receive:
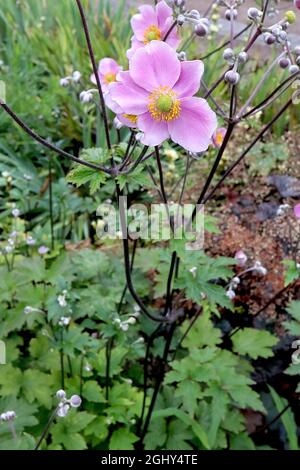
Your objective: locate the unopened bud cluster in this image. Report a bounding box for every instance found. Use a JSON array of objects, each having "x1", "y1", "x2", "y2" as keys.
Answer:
[
  {"x1": 0, "y1": 411, "x2": 16, "y2": 422},
  {"x1": 56, "y1": 390, "x2": 82, "y2": 418}
]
